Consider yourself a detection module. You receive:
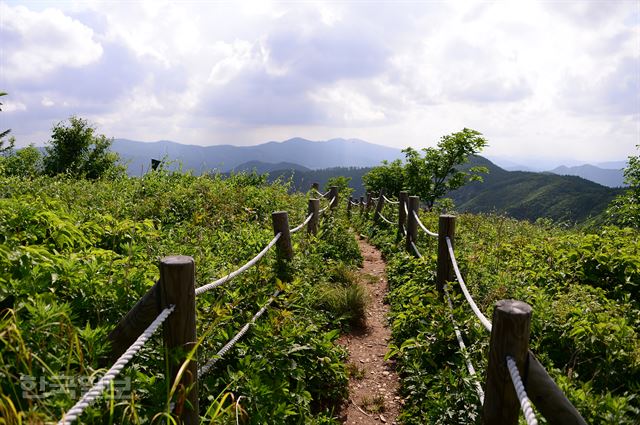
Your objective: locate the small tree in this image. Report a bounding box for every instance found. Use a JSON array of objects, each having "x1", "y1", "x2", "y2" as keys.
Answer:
[
  {"x1": 326, "y1": 175, "x2": 354, "y2": 198},
  {"x1": 607, "y1": 145, "x2": 639, "y2": 228},
  {"x1": 404, "y1": 128, "x2": 488, "y2": 209},
  {"x1": 43, "y1": 116, "x2": 124, "y2": 179},
  {"x1": 1, "y1": 145, "x2": 43, "y2": 177},
  {"x1": 362, "y1": 159, "x2": 404, "y2": 196}
]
